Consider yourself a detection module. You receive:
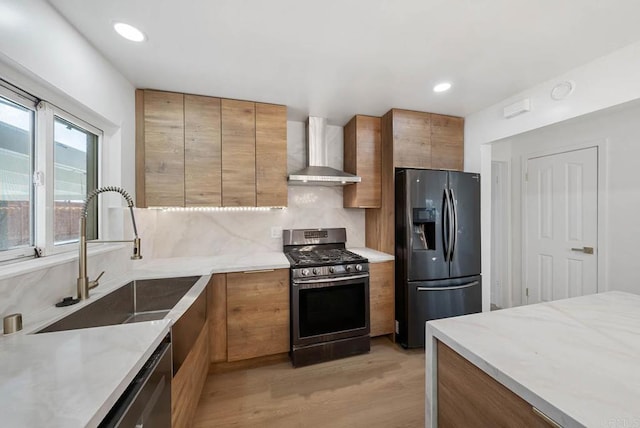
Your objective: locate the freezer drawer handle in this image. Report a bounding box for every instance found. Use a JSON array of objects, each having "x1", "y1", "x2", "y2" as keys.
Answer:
[{"x1": 417, "y1": 281, "x2": 479, "y2": 291}]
